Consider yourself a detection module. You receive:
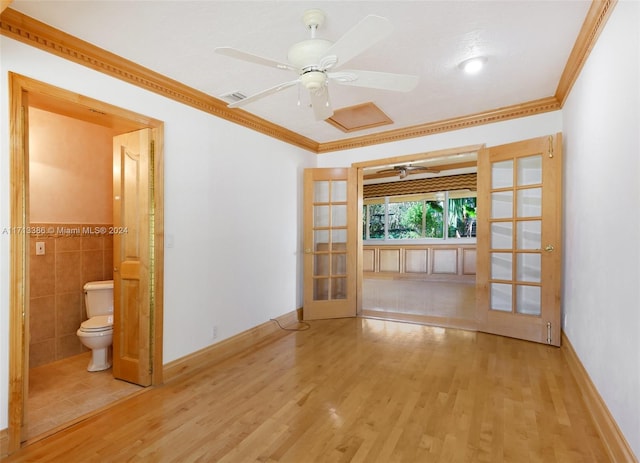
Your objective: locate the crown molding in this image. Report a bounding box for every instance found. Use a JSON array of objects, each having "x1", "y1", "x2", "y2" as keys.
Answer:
[
  {"x1": 1, "y1": 1, "x2": 611, "y2": 154},
  {"x1": 0, "y1": 0, "x2": 12, "y2": 14},
  {"x1": 0, "y1": 8, "x2": 319, "y2": 153},
  {"x1": 555, "y1": 0, "x2": 617, "y2": 106},
  {"x1": 316, "y1": 96, "x2": 561, "y2": 153}
]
